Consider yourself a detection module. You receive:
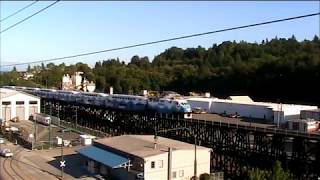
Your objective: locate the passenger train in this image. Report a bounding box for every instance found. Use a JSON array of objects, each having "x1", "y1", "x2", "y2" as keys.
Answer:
[{"x1": 2, "y1": 86, "x2": 192, "y2": 118}]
